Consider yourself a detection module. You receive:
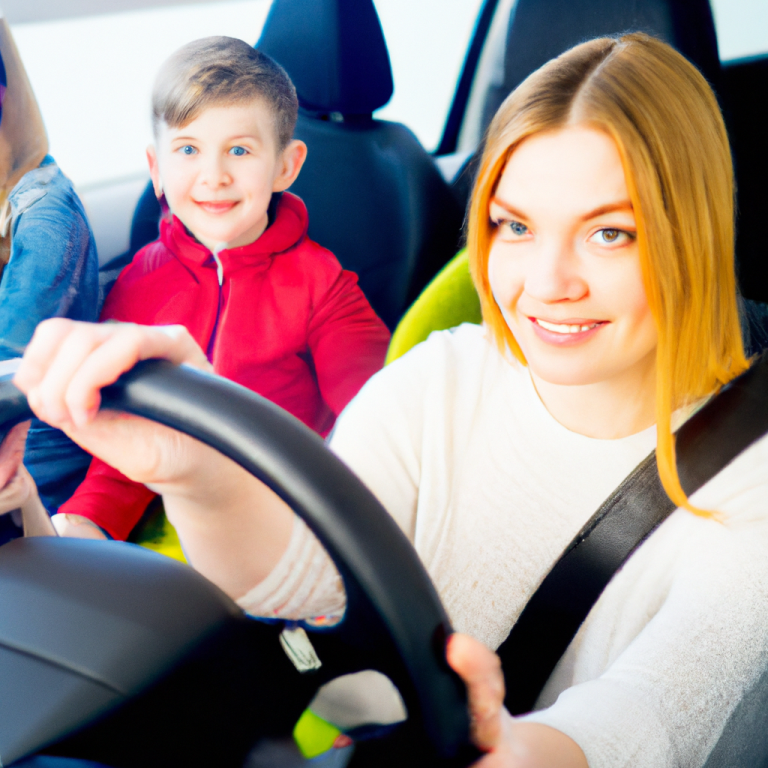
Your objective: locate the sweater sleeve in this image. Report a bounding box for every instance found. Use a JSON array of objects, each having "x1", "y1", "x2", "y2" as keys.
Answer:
[
  {"x1": 235, "y1": 344, "x2": 430, "y2": 620},
  {"x1": 306, "y1": 268, "x2": 391, "y2": 416}
]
